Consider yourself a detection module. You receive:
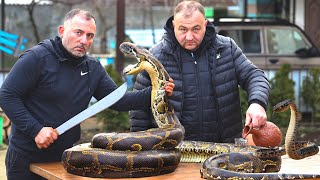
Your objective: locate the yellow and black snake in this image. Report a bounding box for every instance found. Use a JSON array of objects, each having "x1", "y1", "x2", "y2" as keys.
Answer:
[
  {"x1": 61, "y1": 42, "x2": 185, "y2": 178},
  {"x1": 61, "y1": 42, "x2": 320, "y2": 179}
]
